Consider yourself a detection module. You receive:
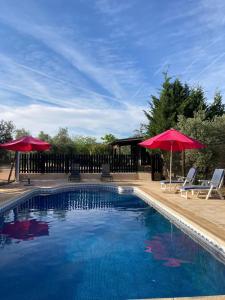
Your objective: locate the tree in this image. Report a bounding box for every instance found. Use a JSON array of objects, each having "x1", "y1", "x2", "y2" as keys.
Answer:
[
  {"x1": 144, "y1": 74, "x2": 174, "y2": 136},
  {"x1": 73, "y1": 136, "x2": 109, "y2": 154},
  {"x1": 132, "y1": 124, "x2": 146, "y2": 137},
  {"x1": 206, "y1": 91, "x2": 225, "y2": 120},
  {"x1": 181, "y1": 86, "x2": 207, "y2": 118},
  {"x1": 144, "y1": 74, "x2": 207, "y2": 136},
  {"x1": 51, "y1": 128, "x2": 75, "y2": 154},
  {"x1": 177, "y1": 111, "x2": 225, "y2": 177},
  {"x1": 38, "y1": 131, "x2": 52, "y2": 143},
  {"x1": 73, "y1": 136, "x2": 96, "y2": 154},
  {"x1": 0, "y1": 120, "x2": 15, "y2": 163},
  {"x1": 0, "y1": 120, "x2": 15, "y2": 143},
  {"x1": 101, "y1": 134, "x2": 116, "y2": 144},
  {"x1": 15, "y1": 128, "x2": 31, "y2": 139}
]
